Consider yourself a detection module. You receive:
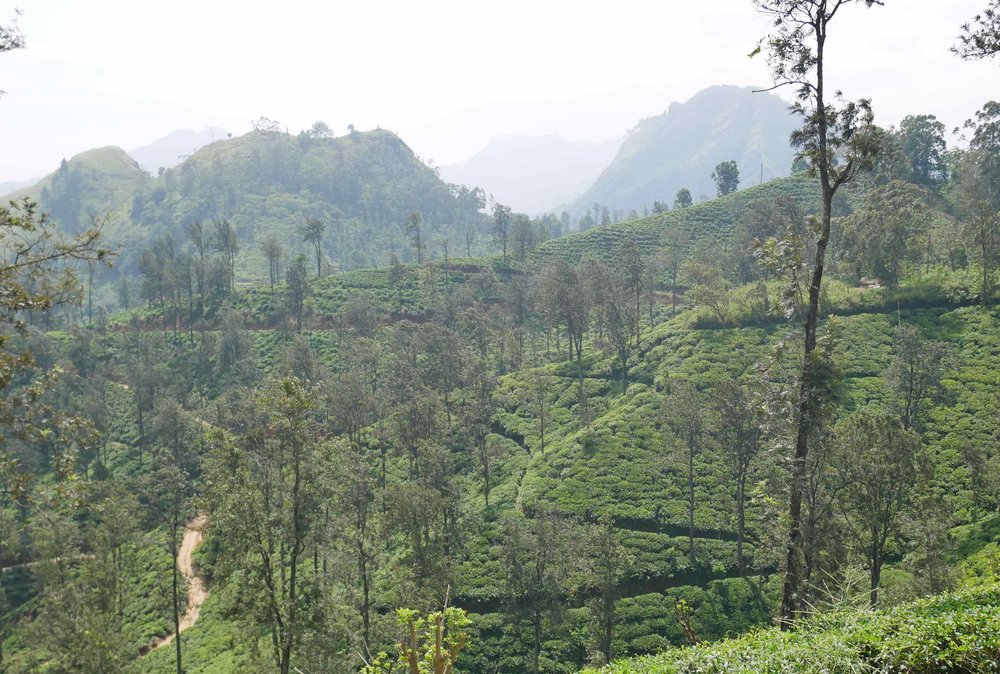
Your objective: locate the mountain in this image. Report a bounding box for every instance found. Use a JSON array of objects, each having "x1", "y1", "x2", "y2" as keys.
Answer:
[
  {"x1": 567, "y1": 85, "x2": 798, "y2": 216},
  {"x1": 128, "y1": 127, "x2": 231, "y2": 173},
  {"x1": 439, "y1": 134, "x2": 621, "y2": 214}
]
